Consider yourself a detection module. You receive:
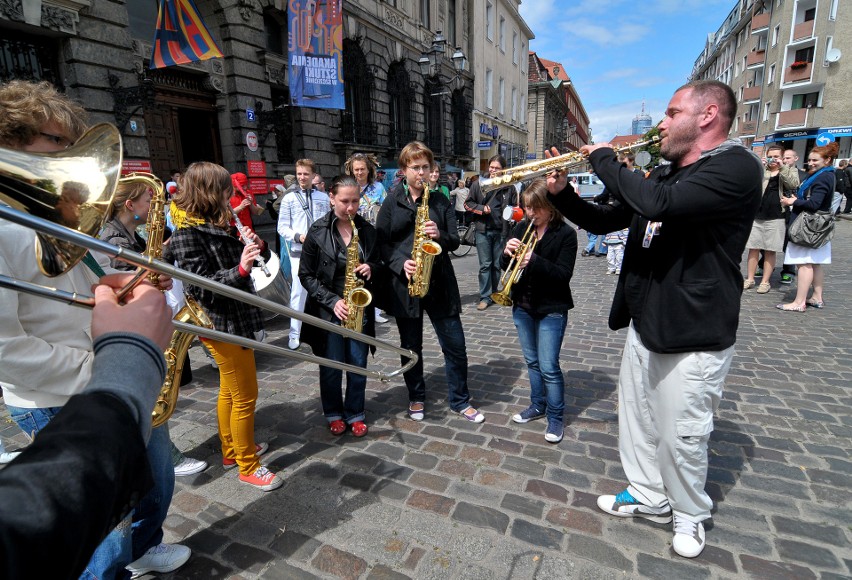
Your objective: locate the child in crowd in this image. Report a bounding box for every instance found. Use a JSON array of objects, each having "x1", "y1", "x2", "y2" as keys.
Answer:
[{"x1": 604, "y1": 227, "x2": 628, "y2": 274}]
